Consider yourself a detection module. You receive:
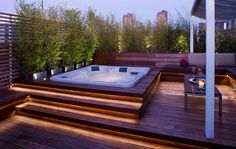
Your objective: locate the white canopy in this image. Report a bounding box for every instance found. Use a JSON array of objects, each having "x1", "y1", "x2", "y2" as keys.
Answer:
[{"x1": 192, "y1": 0, "x2": 236, "y2": 20}]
